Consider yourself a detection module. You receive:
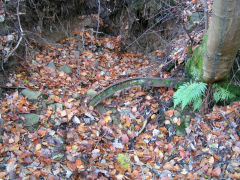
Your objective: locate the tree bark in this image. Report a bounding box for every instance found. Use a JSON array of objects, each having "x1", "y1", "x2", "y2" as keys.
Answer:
[{"x1": 203, "y1": 0, "x2": 240, "y2": 83}]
